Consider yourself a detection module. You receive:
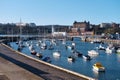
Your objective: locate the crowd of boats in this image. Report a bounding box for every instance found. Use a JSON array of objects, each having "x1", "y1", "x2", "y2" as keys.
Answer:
[{"x1": 10, "y1": 38, "x2": 120, "y2": 72}]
